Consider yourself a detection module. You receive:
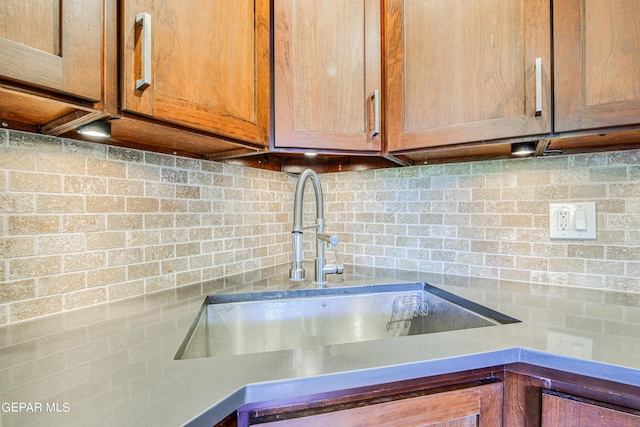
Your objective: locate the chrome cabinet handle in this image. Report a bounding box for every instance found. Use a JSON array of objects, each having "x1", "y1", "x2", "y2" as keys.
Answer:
[
  {"x1": 136, "y1": 12, "x2": 152, "y2": 90},
  {"x1": 370, "y1": 89, "x2": 380, "y2": 138},
  {"x1": 535, "y1": 57, "x2": 542, "y2": 117}
]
